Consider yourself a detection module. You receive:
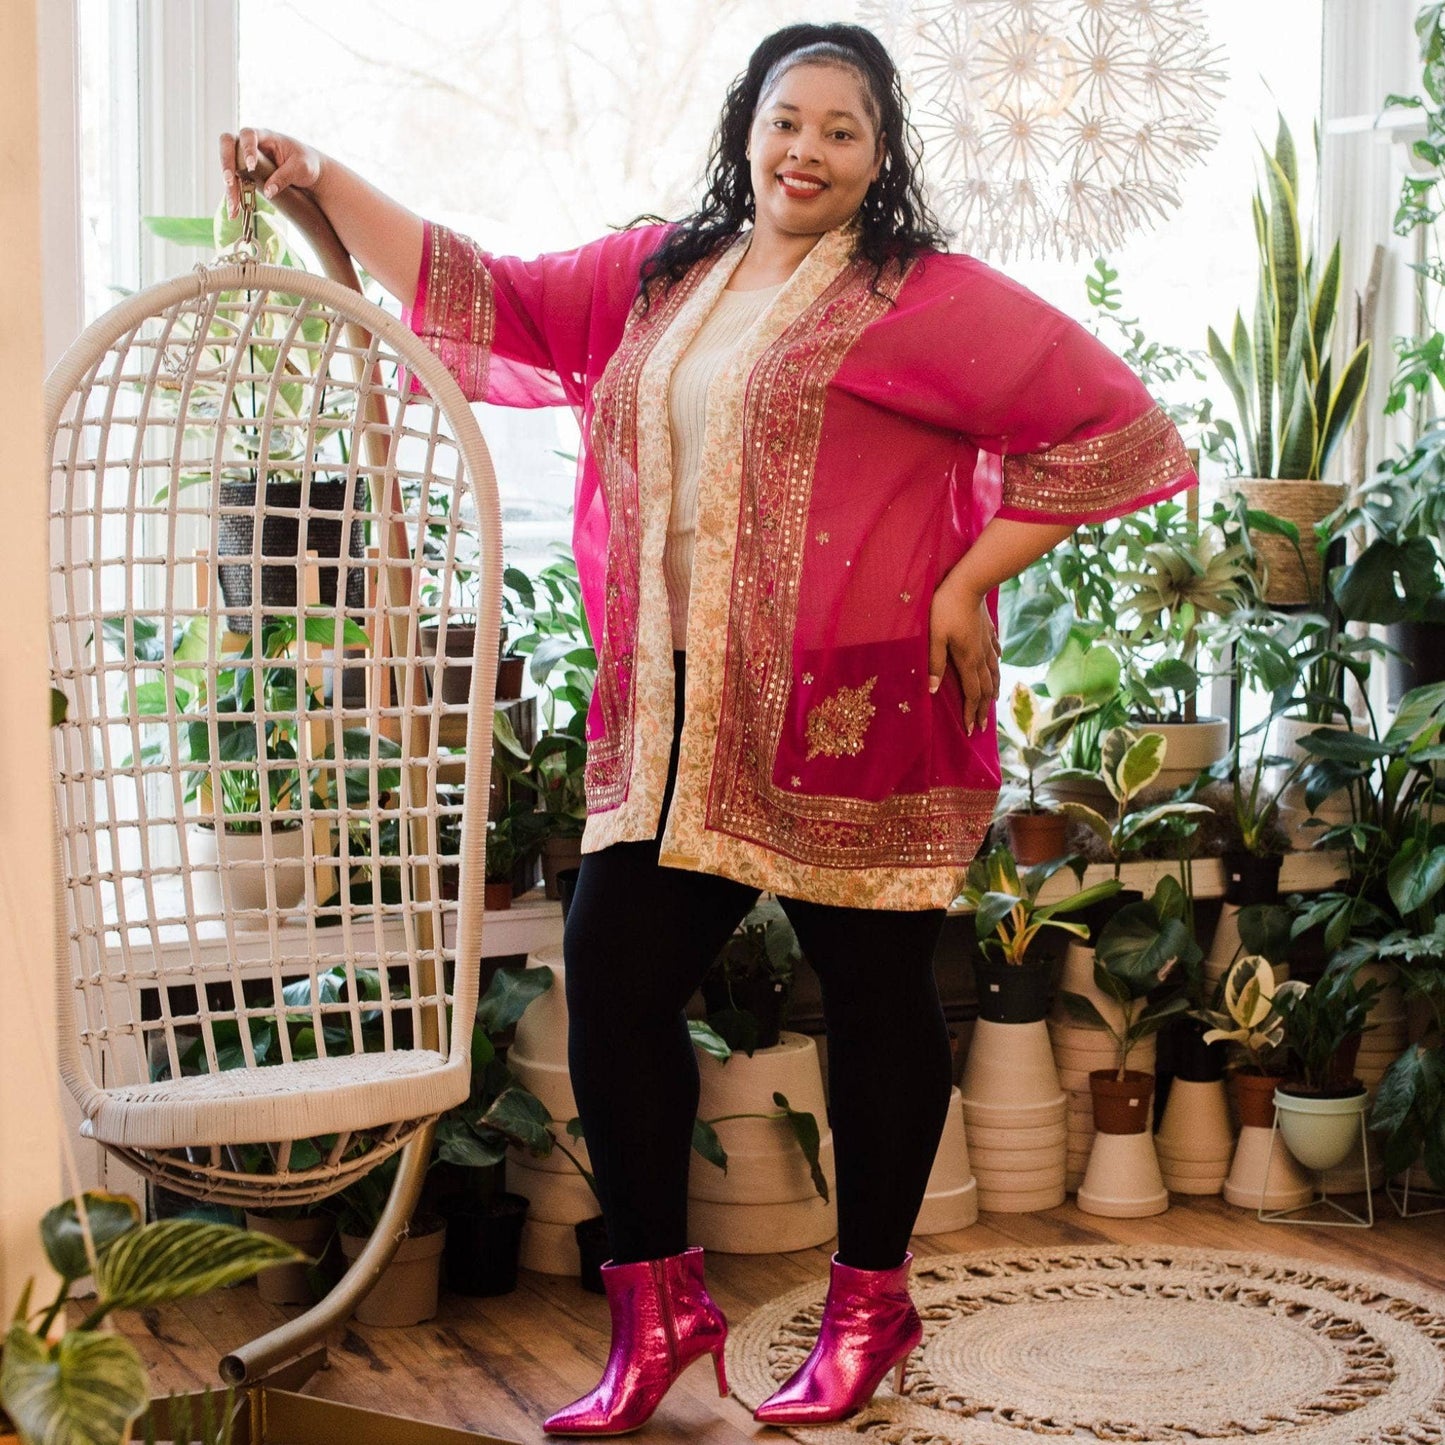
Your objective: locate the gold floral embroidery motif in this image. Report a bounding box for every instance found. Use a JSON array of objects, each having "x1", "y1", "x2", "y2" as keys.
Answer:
[{"x1": 805, "y1": 677, "x2": 878, "y2": 761}]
